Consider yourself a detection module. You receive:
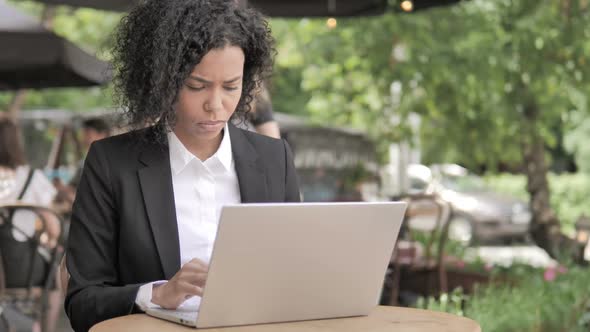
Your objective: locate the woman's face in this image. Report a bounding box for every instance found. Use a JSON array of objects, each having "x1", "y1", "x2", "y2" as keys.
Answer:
[{"x1": 173, "y1": 45, "x2": 245, "y2": 144}]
